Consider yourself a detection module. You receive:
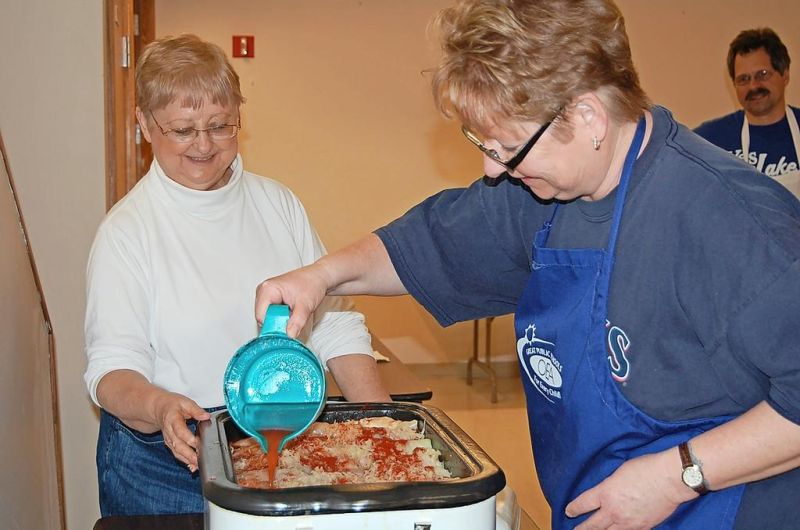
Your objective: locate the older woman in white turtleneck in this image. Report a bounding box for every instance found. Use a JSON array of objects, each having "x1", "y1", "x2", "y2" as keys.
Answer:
[{"x1": 83, "y1": 34, "x2": 388, "y2": 517}]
